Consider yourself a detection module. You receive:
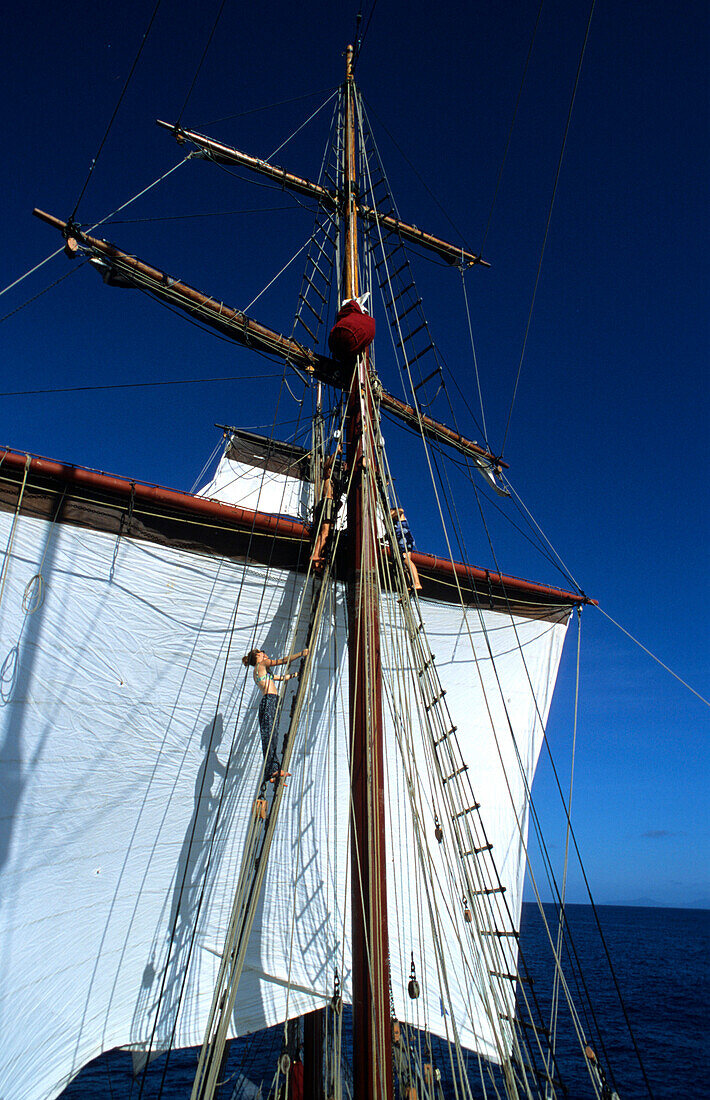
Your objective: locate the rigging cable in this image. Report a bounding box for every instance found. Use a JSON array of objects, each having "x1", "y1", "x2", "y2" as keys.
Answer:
[
  {"x1": 265, "y1": 89, "x2": 340, "y2": 162},
  {"x1": 145, "y1": 392, "x2": 314, "y2": 1100},
  {"x1": 464, "y1": 464, "x2": 649, "y2": 1095},
  {"x1": 175, "y1": 0, "x2": 230, "y2": 130},
  {"x1": 0, "y1": 263, "x2": 86, "y2": 327},
  {"x1": 362, "y1": 97, "x2": 472, "y2": 256},
  {"x1": 352, "y1": 0, "x2": 380, "y2": 68},
  {"x1": 202, "y1": 85, "x2": 338, "y2": 127},
  {"x1": 0, "y1": 372, "x2": 282, "y2": 399},
  {"x1": 459, "y1": 267, "x2": 489, "y2": 448},
  {"x1": 546, "y1": 606, "x2": 582, "y2": 1079},
  {"x1": 104, "y1": 205, "x2": 299, "y2": 223},
  {"x1": 374, "y1": 416, "x2": 562, "y2": 1095},
  {"x1": 434, "y1": 427, "x2": 618, "y2": 1082},
  {"x1": 133, "y1": 324, "x2": 316, "y2": 1095},
  {"x1": 374, "y1": 401, "x2": 560, "y2": 1094},
  {"x1": 477, "y1": 0, "x2": 544, "y2": 258},
  {"x1": 70, "y1": 0, "x2": 165, "y2": 220},
  {"x1": 596, "y1": 605, "x2": 709, "y2": 707},
  {"x1": 500, "y1": 0, "x2": 597, "y2": 459},
  {"x1": 361, "y1": 231, "x2": 602, "y2": 1084},
  {"x1": 0, "y1": 156, "x2": 190, "y2": 302}
]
